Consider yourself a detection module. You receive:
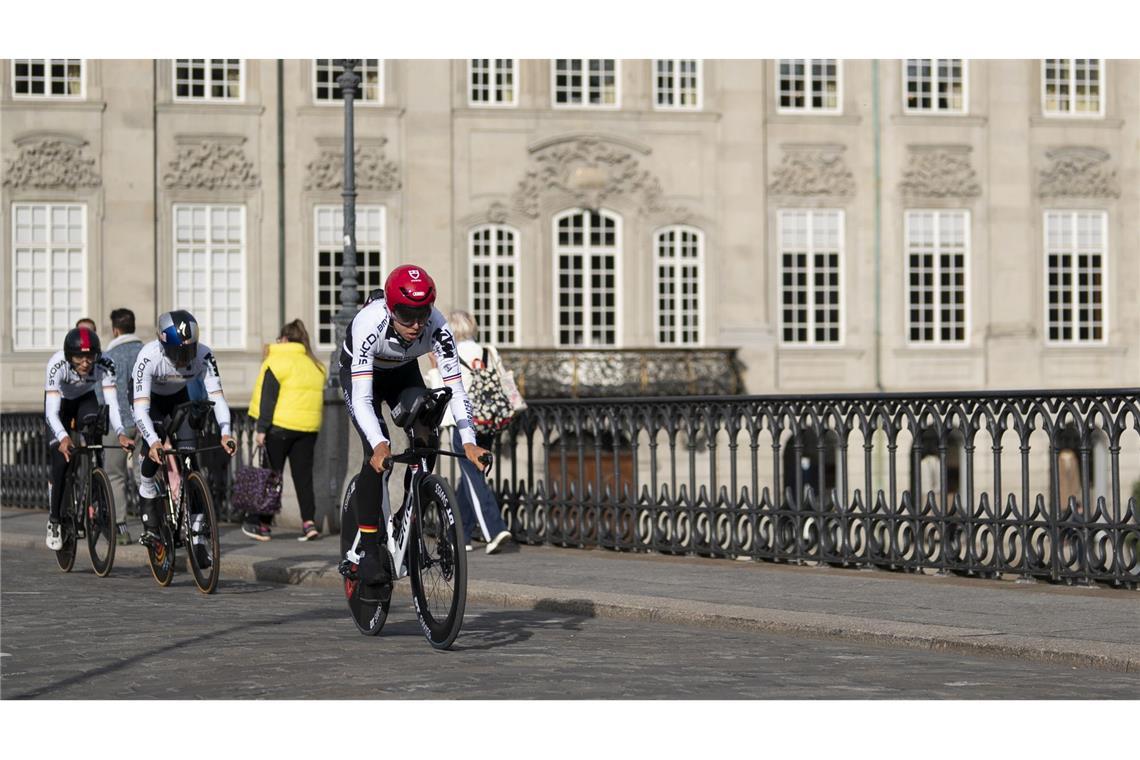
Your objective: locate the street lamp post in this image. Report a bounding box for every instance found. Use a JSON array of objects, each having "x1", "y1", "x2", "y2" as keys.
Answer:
[{"x1": 329, "y1": 58, "x2": 361, "y2": 384}]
